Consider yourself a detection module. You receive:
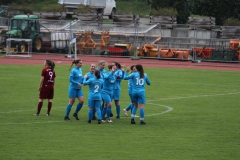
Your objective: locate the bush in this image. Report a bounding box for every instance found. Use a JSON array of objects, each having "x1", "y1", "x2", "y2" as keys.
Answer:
[
  {"x1": 150, "y1": 8, "x2": 177, "y2": 17},
  {"x1": 74, "y1": 5, "x2": 94, "y2": 14},
  {"x1": 8, "y1": 3, "x2": 33, "y2": 14},
  {"x1": 41, "y1": 4, "x2": 66, "y2": 12},
  {"x1": 223, "y1": 18, "x2": 240, "y2": 26}
]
